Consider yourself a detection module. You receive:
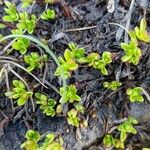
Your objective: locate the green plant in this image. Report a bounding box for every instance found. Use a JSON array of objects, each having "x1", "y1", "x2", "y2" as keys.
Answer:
[
  {"x1": 143, "y1": 148, "x2": 150, "y2": 150},
  {"x1": 134, "y1": 18, "x2": 150, "y2": 43},
  {"x1": 3, "y1": 1, "x2": 19, "y2": 22},
  {"x1": 103, "y1": 134, "x2": 114, "y2": 148},
  {"x1": 118, "y1": 116, "x2": 138, "y2": 142},
  {"x1": 85, "y1": 52, "x2": 100, "y2": 66},
  {"x1": 21, "y1": 130, "x2": 40, "y2": 150},
  {"x1": 59, "y1": 85, "x2": 81, "y2": 103},
  {"x1": 121, "y1": 39, "x2": 142, "y2": 65},
  {"x1": 35, "y1": 93, "x2": 57, "y2": 116},
  {"x1": 103, "y1": 134, "x2": 124, "y2": 149},
  {"x1": 45, "y1": 0, "x2": 56, "y2": 4},
  {"x1": 55, "y1": 49, "x2": 78, "y2": 79},
  {"x1": 21, "y1": 0, "x2": 33, "y2": 8},
  {"x1": 103, "y1": 81, "x2": 122, "y2": 91},
  {"x1": 92, "y1": 52, "x2": 112, "y2": 75},
  {"x1": 74, "y1": 103, "x2": 85, "y2": 113},
  {"x1": 67, "y1": 42, "x2": 85, "y2": 61},
  {"x1": 17, "y1": 12, "x2": 37, "y2": 34},
  {"x1": 5, "y1": 80, "x2": 33, "y2": 106},
  {"x1": 126, "y1": 87, "x2": 144, "y2": 102},
  {"x1": 24, "y1": 52, "x2": 47, "y2": 72},
  {"x1": 41, "y1": 9, "x2": 56, "y2": 20},
  {"x1": 21, "y1": 130, "x2": 64, "y2": 150},
  {"x1": 40, "y1": 133, "x2": 64, "y2": 150},
  {"x1": 11, "y1": 29, "x2": 30, "y2": 54},
  {"x1": 67, "y1": 109, "x2": 80, "y2": 127}
]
